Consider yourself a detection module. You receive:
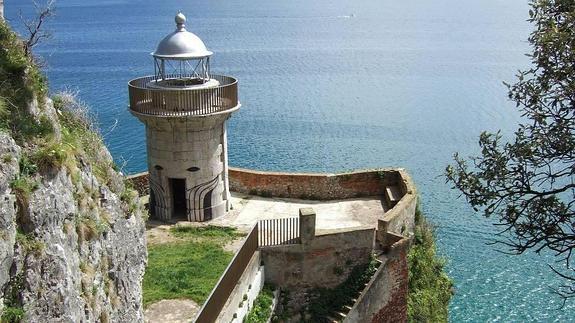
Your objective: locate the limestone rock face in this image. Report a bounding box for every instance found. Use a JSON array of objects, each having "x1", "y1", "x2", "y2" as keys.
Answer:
[
  {"x1": 0, "y1": 100, "x2": 147, "y2": 322},
  {"x1": 0, "y1": 133, "x2": 19, "y2": 299}
]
